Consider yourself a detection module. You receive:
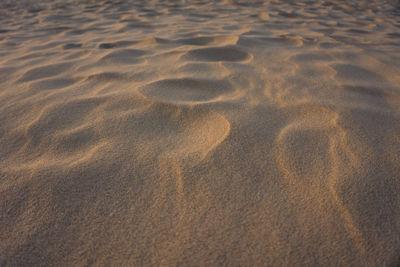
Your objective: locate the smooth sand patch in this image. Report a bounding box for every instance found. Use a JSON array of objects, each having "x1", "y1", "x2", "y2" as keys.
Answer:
[{"x1": 139, "y1": 78, "x2": 233, "y2": 104}]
